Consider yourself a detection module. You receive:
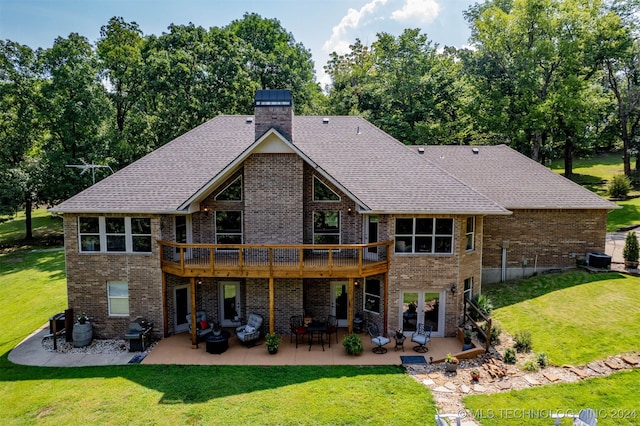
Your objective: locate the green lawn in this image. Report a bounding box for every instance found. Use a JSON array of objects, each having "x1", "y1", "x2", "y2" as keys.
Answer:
[
  {"x1": 465, "y1": 271, "x2": 640, "y2": 425},
  {"x1": 0, "y1": 208, "x2": 63, "y2": 249},
  {"x1": 484, "y1": 271, "x2": 640, "y2": 366}
]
